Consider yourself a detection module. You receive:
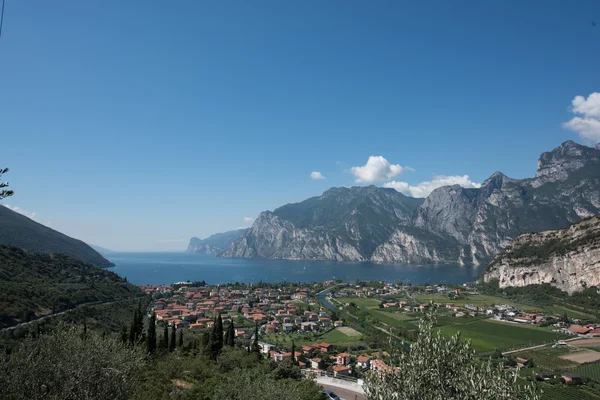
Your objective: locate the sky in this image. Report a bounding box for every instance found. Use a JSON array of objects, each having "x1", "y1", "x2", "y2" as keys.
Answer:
[{"x1": 0, "y1": 1, "x2": 599, "y2": 251}]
